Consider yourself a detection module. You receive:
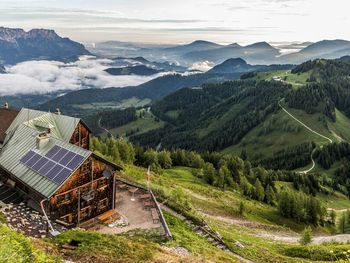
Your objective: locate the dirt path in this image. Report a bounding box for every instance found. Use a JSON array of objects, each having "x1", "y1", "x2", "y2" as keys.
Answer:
[
  {"x1": 278, "y1": 98, "x2": 333, "y2": 174},
  {"x1": 98, "y1": 117, "x2": 115, "y2": 138},
  {"x1": 278, "y1": 99, "x2": 333, "y2": 144},
  {"x1": 200, "y1": 211, "x2": 350, "y2": 245},
  {"x1": 161, "y1": 205, "x2": 254, "y2": 263}
]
